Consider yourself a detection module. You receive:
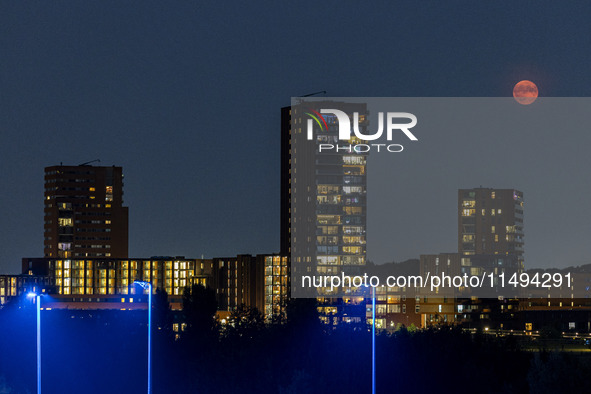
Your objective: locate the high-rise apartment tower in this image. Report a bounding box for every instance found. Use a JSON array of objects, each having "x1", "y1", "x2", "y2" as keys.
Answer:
[
  {"x1": 458, "y1": 188, "x2": 524, "y2": 268},
  {"x1": 44, "y1": 164, "x2": 129, "y2": 258}
]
